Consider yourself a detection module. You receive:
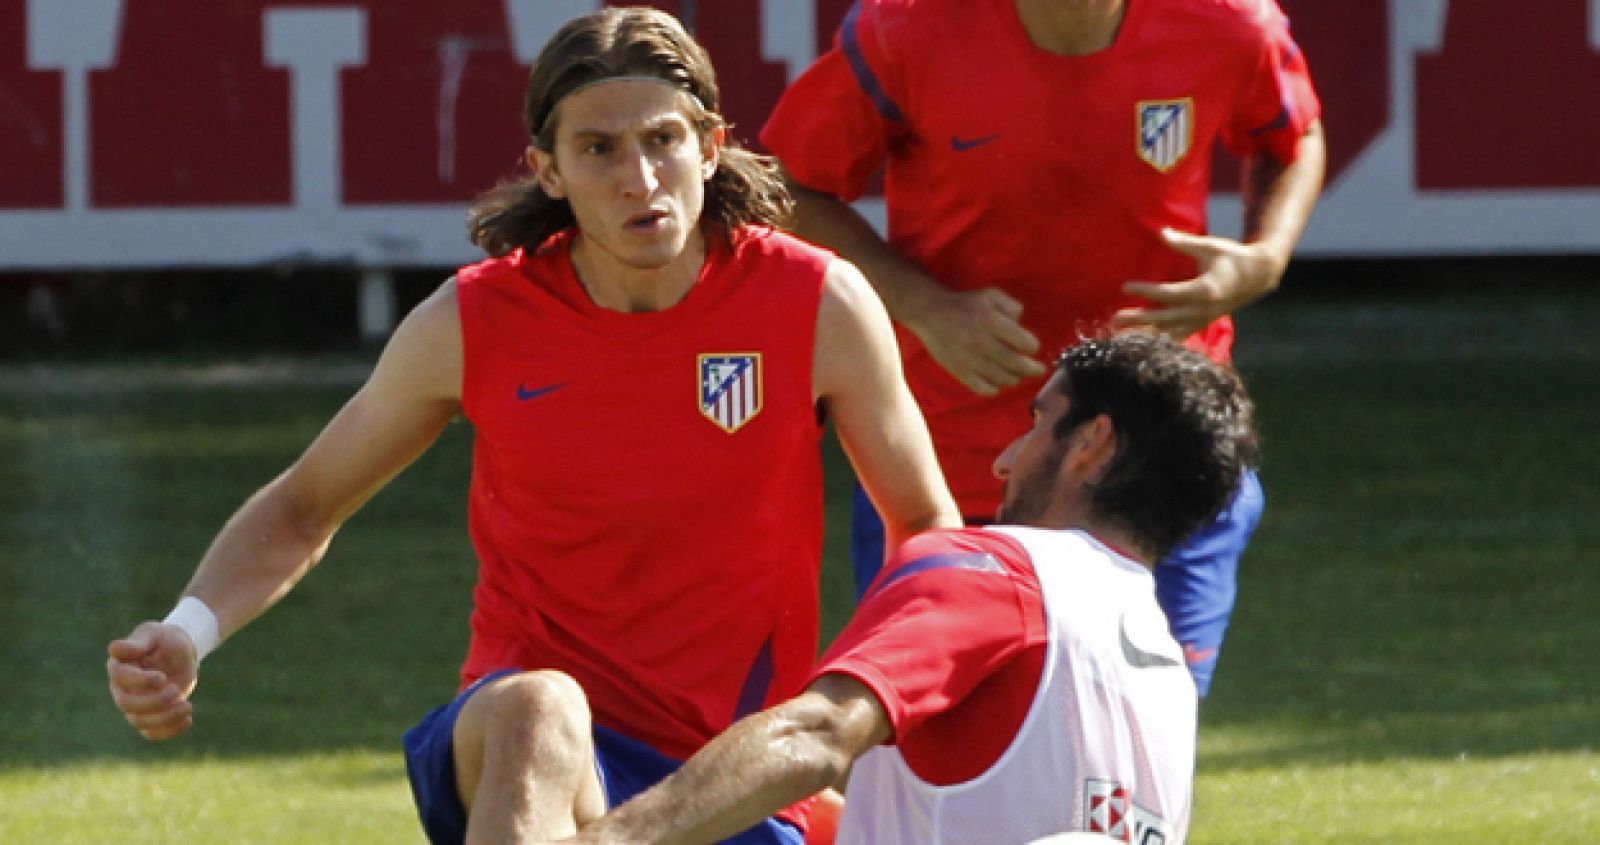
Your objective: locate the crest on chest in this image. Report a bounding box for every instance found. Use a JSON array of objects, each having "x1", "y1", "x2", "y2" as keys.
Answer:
[
  {"x1": 698, "y1": 353, "x2": 763, "y2": 433},
  {"x1": 1136, "y1": 98, "x2": 1194, "y2": 172}
]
